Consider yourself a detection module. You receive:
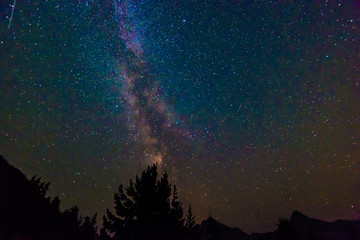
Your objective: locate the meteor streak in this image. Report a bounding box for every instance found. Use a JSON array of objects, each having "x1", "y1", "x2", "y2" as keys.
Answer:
[{"x1": 8, "y1": 0, "x2": 17, "y2": 29}]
